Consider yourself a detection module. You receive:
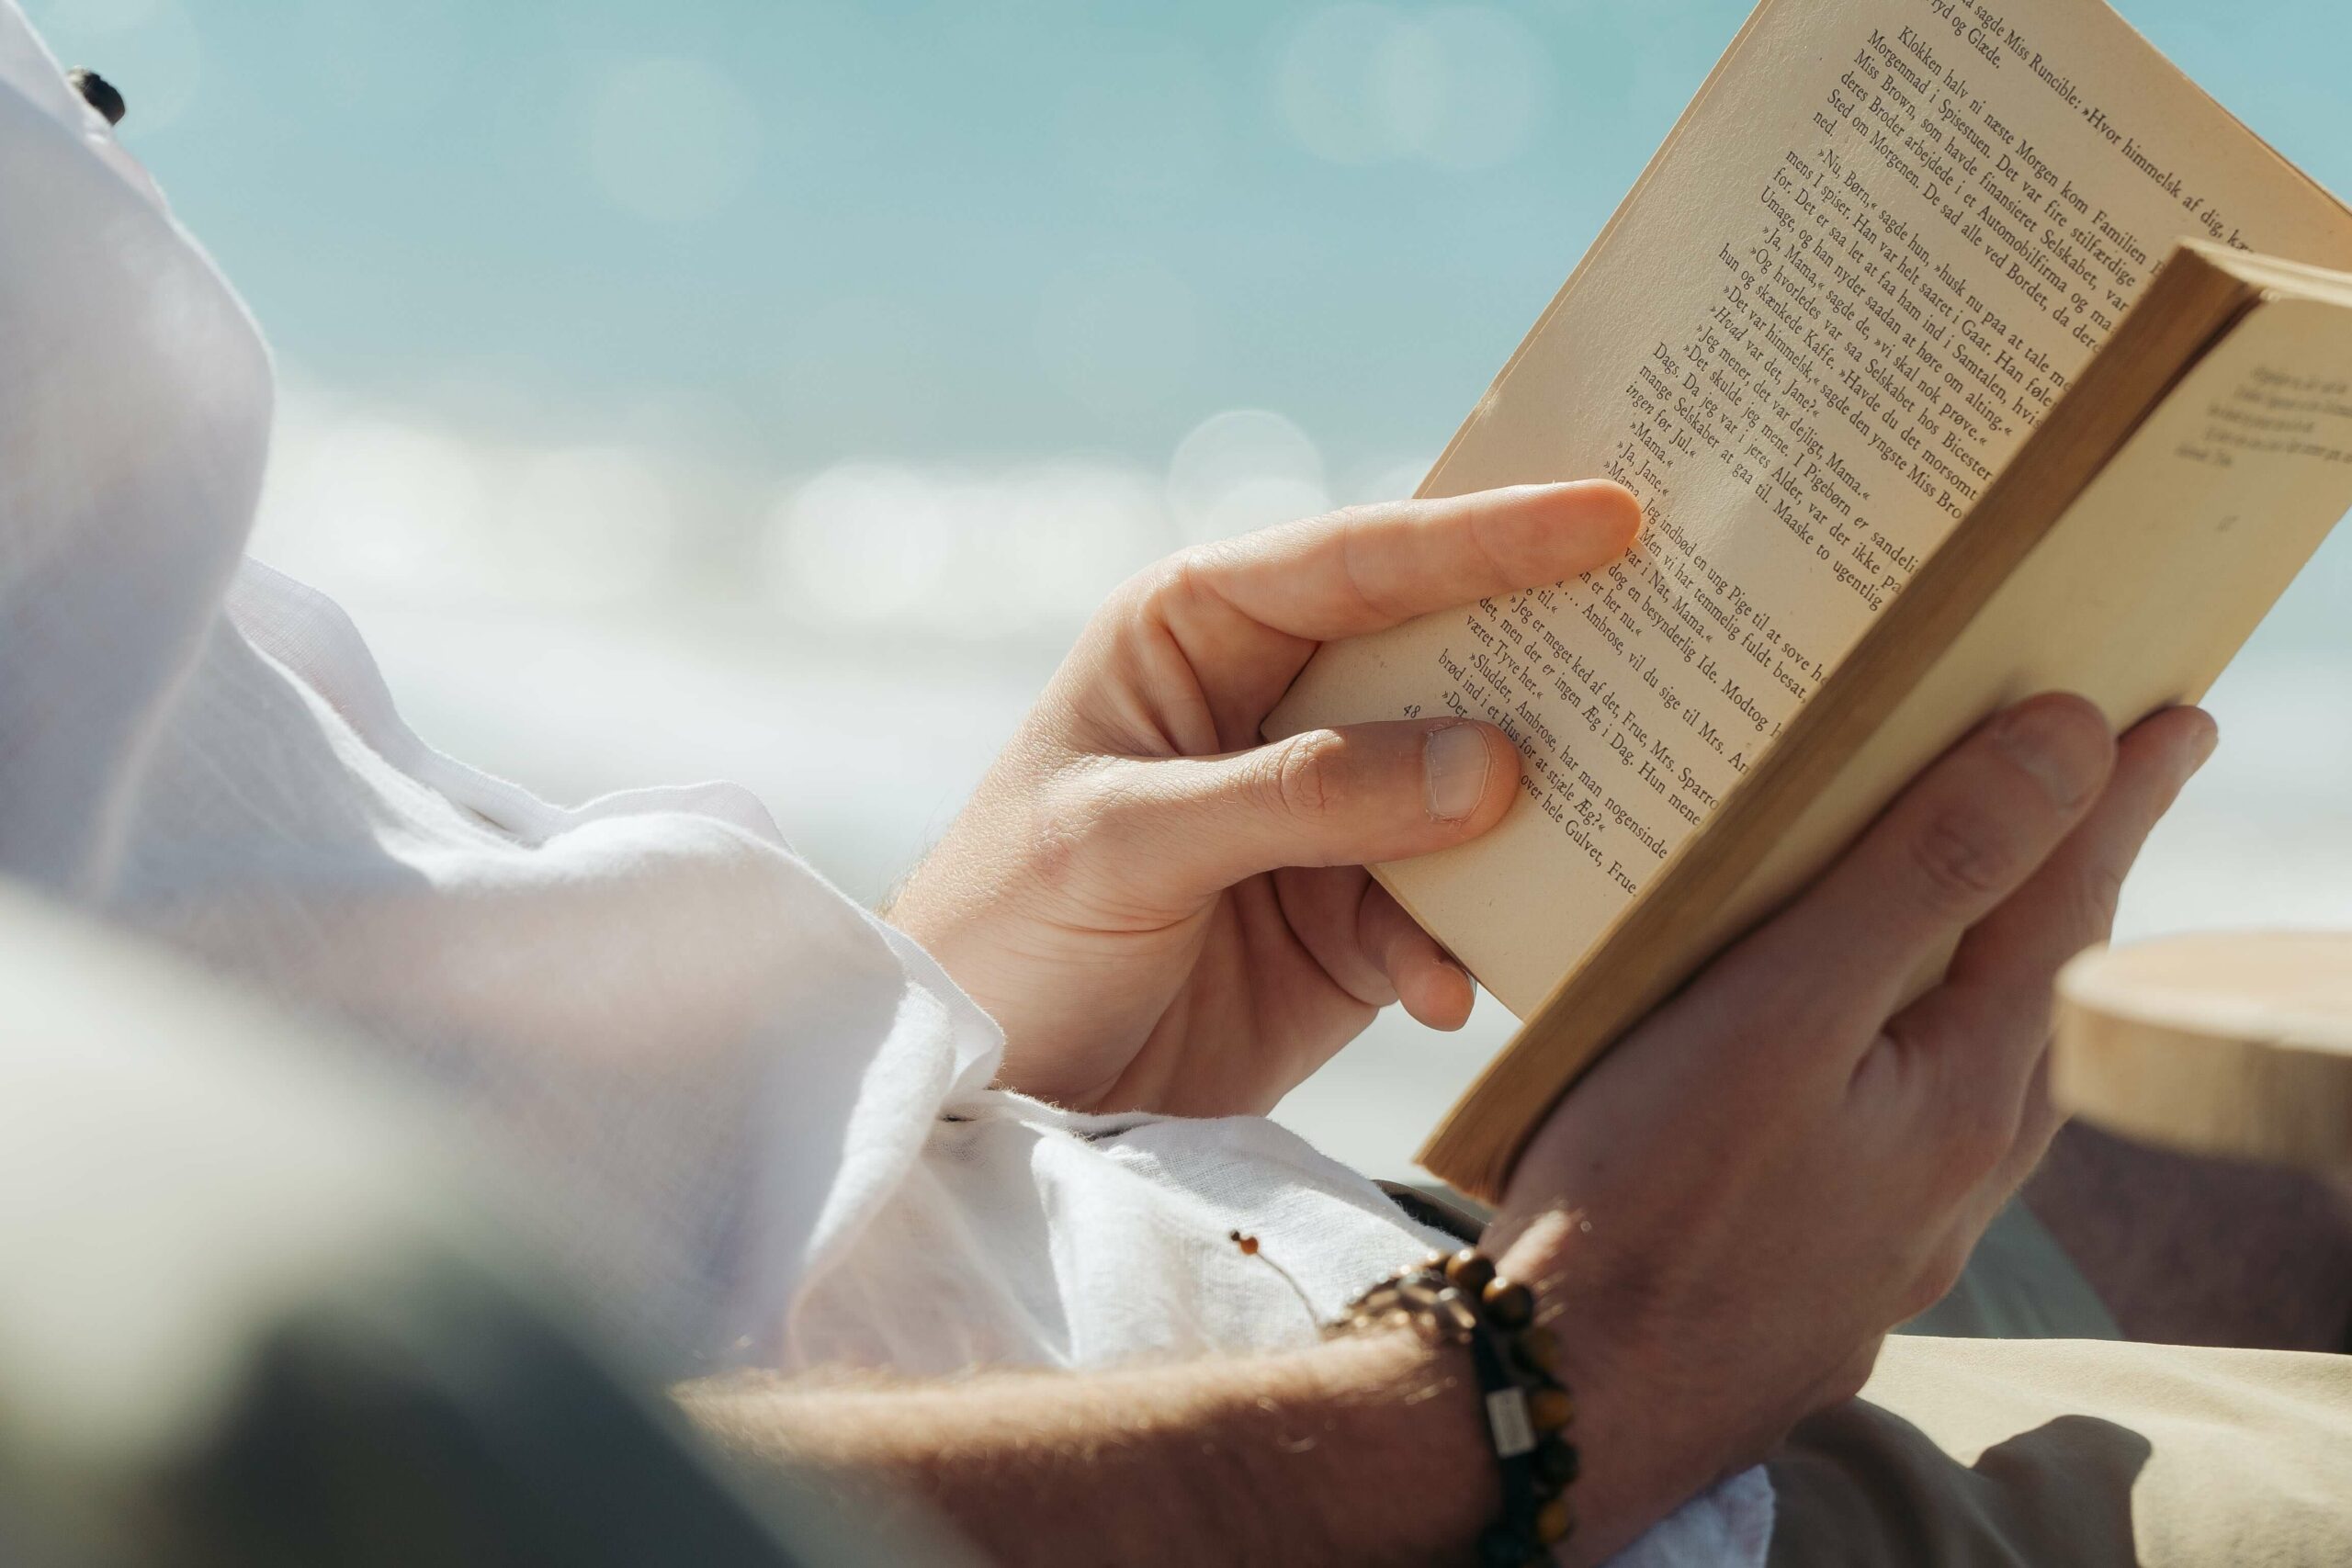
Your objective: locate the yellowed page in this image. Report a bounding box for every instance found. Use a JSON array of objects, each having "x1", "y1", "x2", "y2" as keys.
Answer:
[
  {"x1": 1268, "y1": 0, "x2": 2352, "y2": 1014},
  {"x1": 1677, "y1": 289, "x2": 2352, "y2": 1005}
]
